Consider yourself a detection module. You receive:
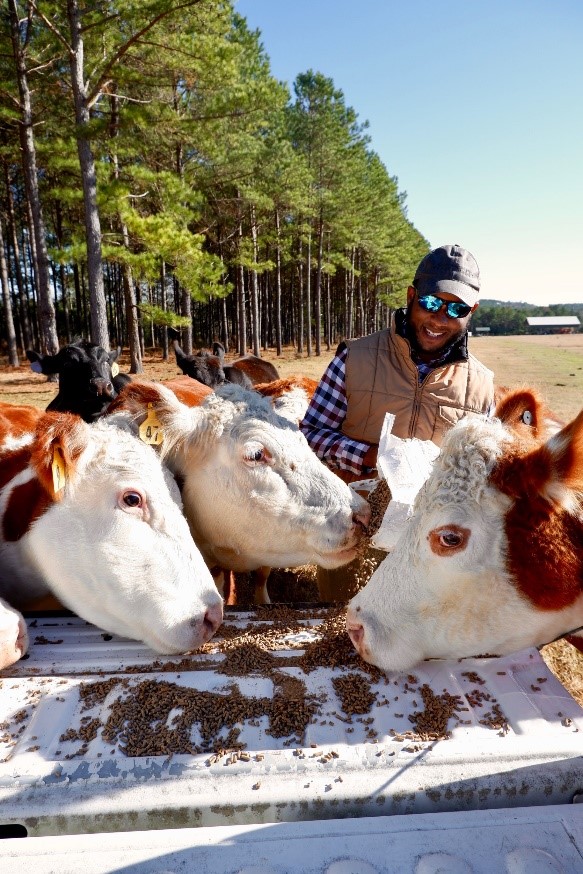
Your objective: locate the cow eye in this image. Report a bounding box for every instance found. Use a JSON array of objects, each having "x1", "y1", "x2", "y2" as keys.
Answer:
[
  {"x1": 243, "y1": 442, "x2": 269, "y2": 463},
  {"x1": 428, "y1": 524, "x2": 470, "y2": 556},
  {"x1": 521, "y1": 410, "x2": 533, "y2": 425},
  {"x1": 439, "y1": 529, "x2": 464, "y2": 547},
  {"x1": 121, "y1": 490, "x2": 143, "y2": 508}
]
